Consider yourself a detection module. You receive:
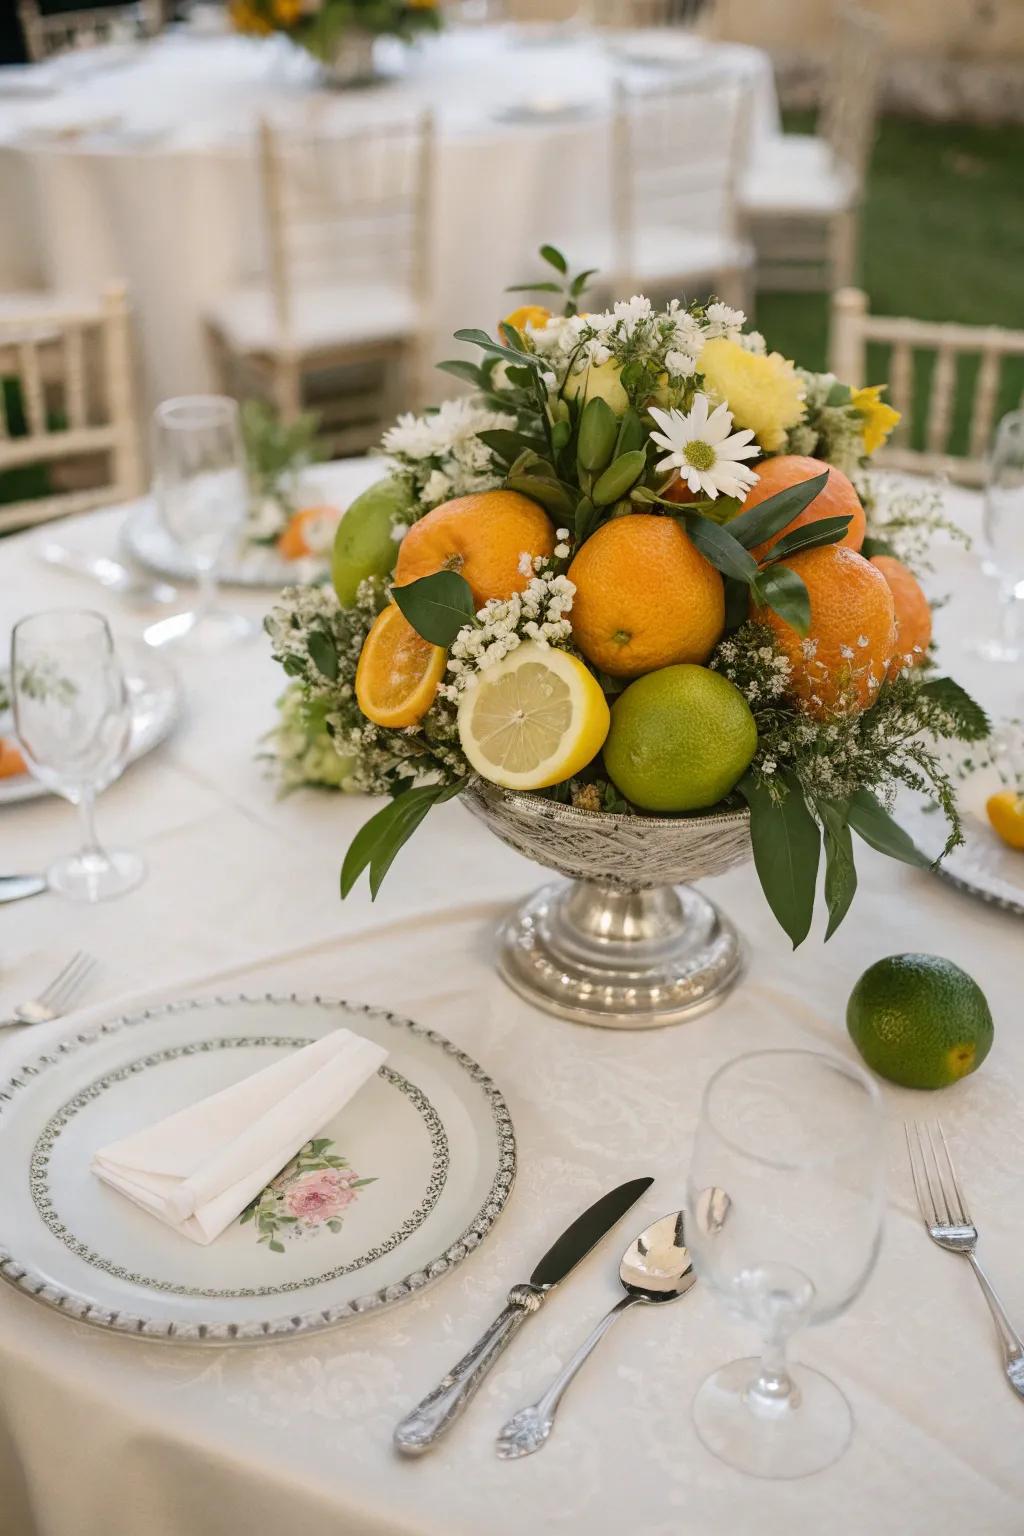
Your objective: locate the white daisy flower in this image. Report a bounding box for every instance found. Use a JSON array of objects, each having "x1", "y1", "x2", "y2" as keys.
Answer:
[{"x1": 648, "y1": 394, "x2": 760, "y2": 500}]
